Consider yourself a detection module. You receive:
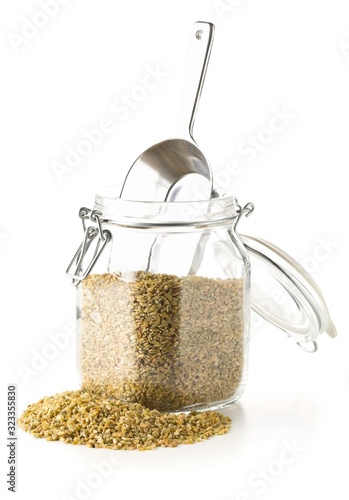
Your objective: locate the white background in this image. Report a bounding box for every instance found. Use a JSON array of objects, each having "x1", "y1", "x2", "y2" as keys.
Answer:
[{"x1": 1, "y1": 0, "x2": 348, "y2": 499}]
